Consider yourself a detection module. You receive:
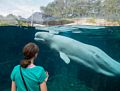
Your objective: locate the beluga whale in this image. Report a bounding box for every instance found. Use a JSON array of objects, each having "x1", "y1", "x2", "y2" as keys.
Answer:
[{"x1": 34, "y1": 32, "x2": 120, "y2": 77}]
